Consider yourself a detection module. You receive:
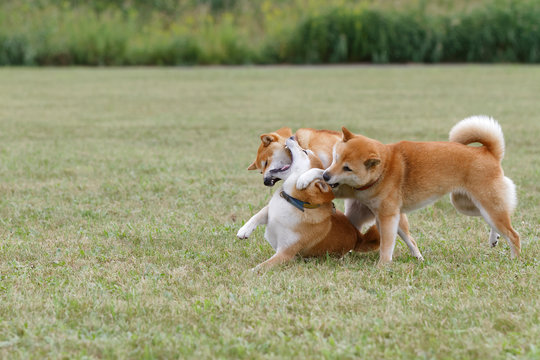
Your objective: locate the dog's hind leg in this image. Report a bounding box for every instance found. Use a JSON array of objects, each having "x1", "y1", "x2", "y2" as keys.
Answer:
[
  {"x1": 252, "y1": 251, "x2": 295, "y2": 272},
  {"x1": 469, "y1": 178, "x2": 520, "y2": 258},
  {"x1": 452, "y1": 191, "x2": 500, "y2": 248},
  {"x1": 397, "y1": 214, "x2": 423, "y2": 260},
  {"x1": 481, "y1": 210, "x2": 520, "y2": 258},
  {"x1": 489, "y1": 228, "x2": 500, "y2": 247},
  {"x1": 252, "y1": 242, "x2": 303, "y2": 271}
]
